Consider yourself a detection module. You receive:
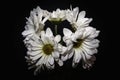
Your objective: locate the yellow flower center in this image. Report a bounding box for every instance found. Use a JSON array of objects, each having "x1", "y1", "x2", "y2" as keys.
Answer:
[
  {"x1": 73, "y1": 39, "x2": 83, "y2": 48},
  {"x1": 42, "y1": 44, "x2": 54, "y2": 55}
]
